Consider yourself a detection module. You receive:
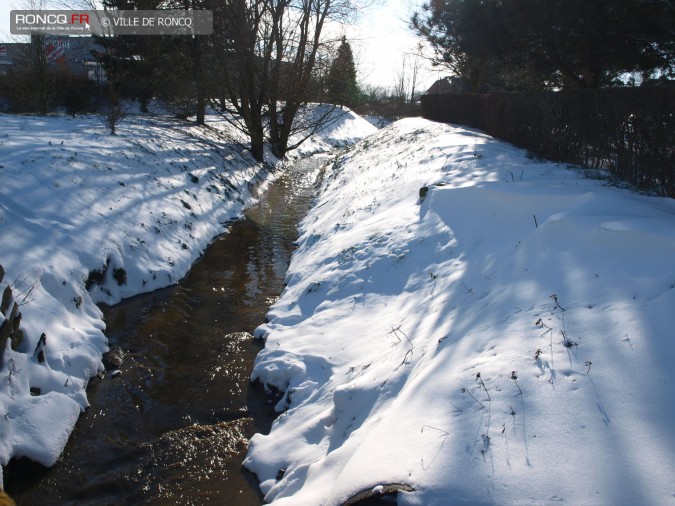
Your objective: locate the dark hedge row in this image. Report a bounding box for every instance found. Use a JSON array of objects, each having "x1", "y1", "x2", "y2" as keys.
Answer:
[{"x1": 421, "y1": 88, "x2": 675, "y2": 196}]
